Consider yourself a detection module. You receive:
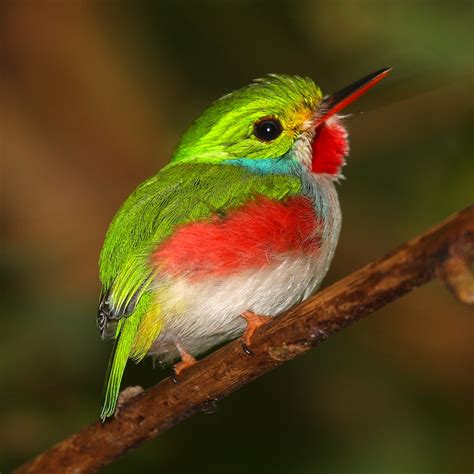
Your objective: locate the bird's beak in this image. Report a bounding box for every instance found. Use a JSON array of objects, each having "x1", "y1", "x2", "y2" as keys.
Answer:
[{"x1": 316, "y1": 67, "x2": 391, "y2": 125}]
